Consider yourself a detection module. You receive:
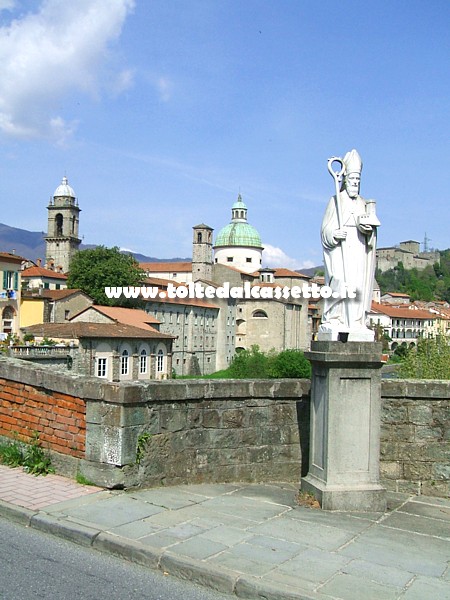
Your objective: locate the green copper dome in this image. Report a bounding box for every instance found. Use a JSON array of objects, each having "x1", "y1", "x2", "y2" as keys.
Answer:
[
  {"x1": 215, "y1": 222, "x2": 262, "y2": 248},
  {"x1": 214, "y1": 194, "x2": 262, "y2": 248}
]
